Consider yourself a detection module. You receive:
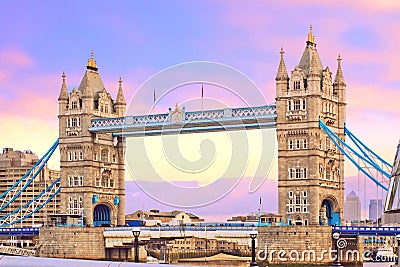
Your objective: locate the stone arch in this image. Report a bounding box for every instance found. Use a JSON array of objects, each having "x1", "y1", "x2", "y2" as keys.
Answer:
[
  {"x1": 93, "y1": 201, "x2": 118, "y2": 227},
  {"x1": 293, "y1": 215, "x2": 303, "y2": 225}
]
